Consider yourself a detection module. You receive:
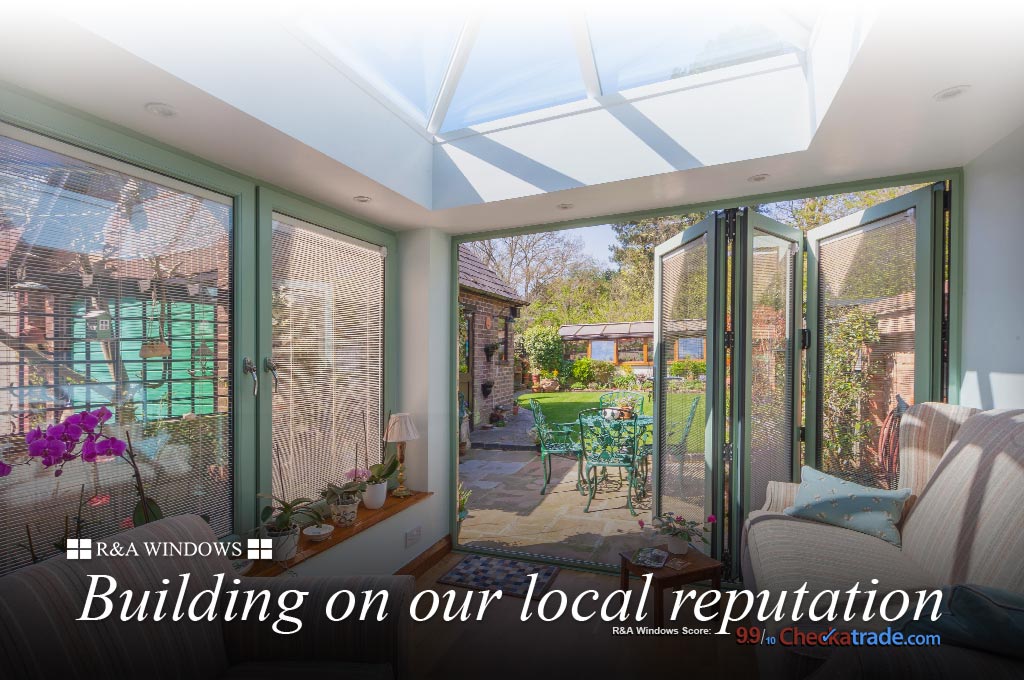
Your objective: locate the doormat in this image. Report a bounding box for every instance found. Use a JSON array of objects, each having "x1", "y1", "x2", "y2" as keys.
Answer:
[{"x1": 437, "y1": 554, "x2": 560, "y2": 599}]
